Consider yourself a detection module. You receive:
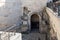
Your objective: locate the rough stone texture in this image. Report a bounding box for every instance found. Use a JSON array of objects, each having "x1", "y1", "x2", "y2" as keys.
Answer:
[
  {"x1": 0, "y1": 0, "x2": 48, "y2": 30},
  {"x1": 0, "y1": 0, "x2": 23, "y2": 30},
  {"x1": 21, "y1": 0, "x2": 48, "y2": 12},
  {"x1": 46, "y1": 7, "x2": 60, "y2": 40},
  {"x1": 22, "y1": 33, "x2": 46, "y2": 40},
  {"x1": 0, "y1": 32, "x2": 22, "y2": 40}
]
